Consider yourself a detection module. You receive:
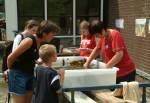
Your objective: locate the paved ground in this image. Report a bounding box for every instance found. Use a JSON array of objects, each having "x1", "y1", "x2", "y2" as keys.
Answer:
[{"x1": 0, "y1": 79, "x2": 8, "y2": 103}]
